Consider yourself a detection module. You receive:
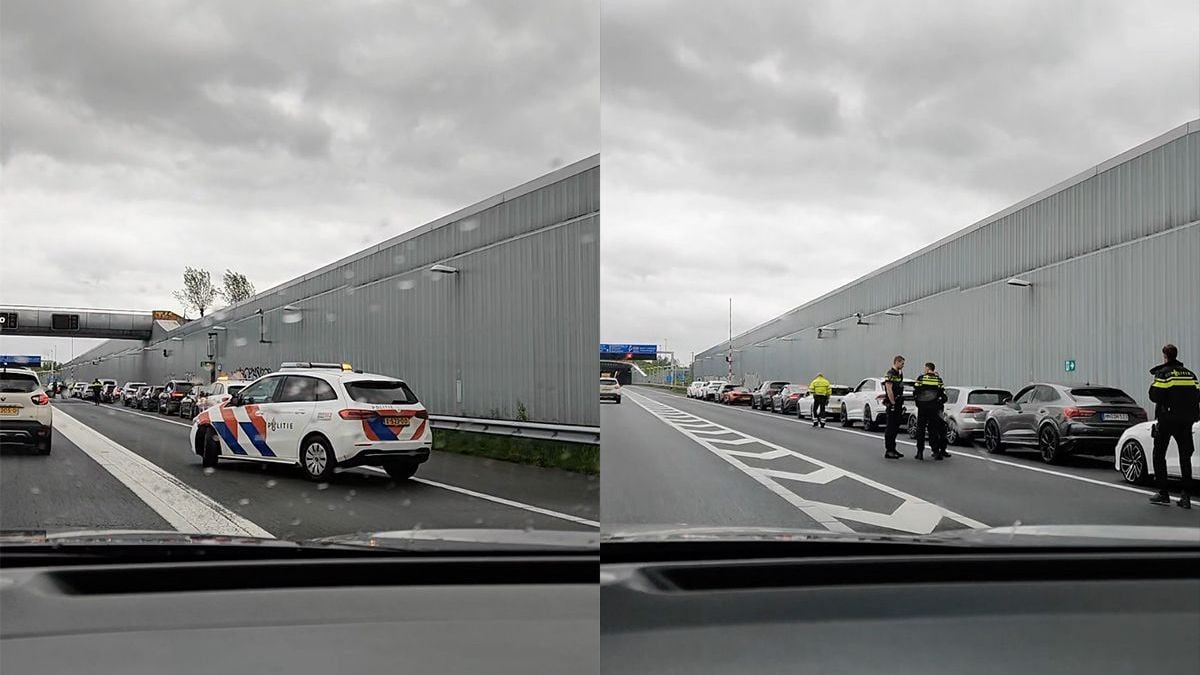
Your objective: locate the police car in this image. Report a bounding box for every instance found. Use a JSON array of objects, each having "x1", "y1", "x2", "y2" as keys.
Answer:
[{"x1": 189, "y1": 362, "x2": 432, "y2": 481}]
